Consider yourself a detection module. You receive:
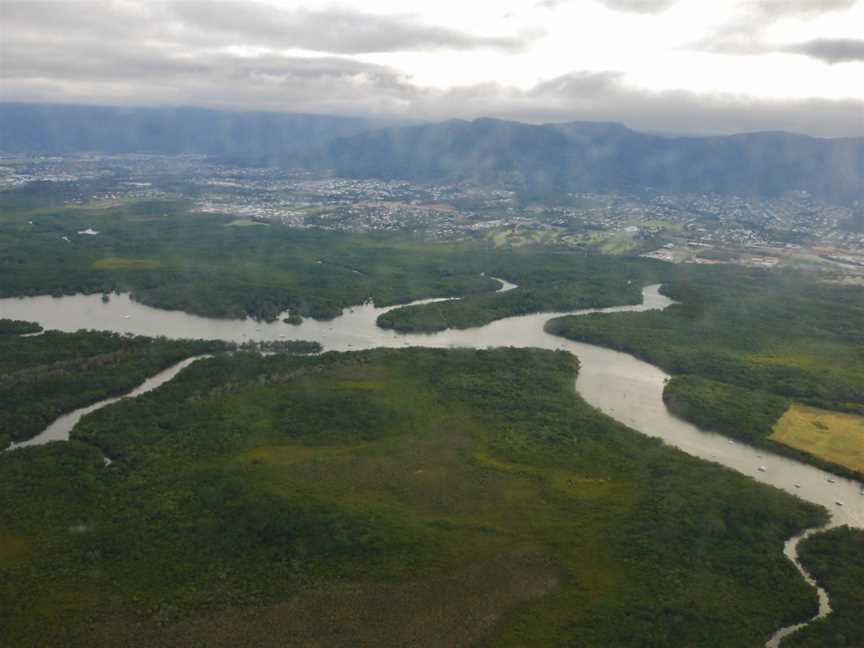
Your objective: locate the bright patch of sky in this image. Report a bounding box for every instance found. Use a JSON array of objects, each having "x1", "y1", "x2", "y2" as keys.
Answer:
[
  {"x1": 265, "y1": 0, "x2": 863, "y2": 99},
  {"x1": 2, "y1": 0, "x2": 861, "y2": 135}
]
